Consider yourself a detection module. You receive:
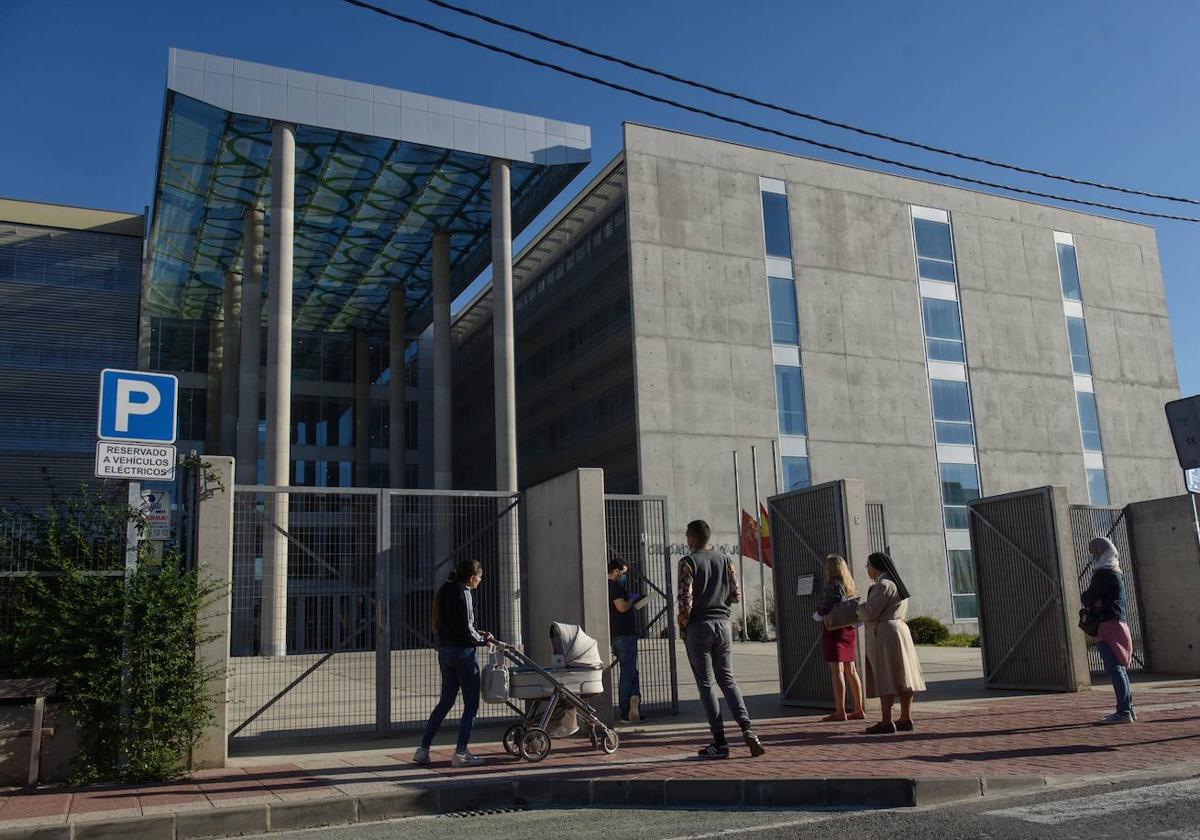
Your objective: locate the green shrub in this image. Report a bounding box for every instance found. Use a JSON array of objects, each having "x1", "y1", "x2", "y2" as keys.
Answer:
[
  {"x1": 940, "y1": 632, "x2": 979, "y2": 648},
  {"x1": 0, "y1": 483, "x2": 221, "y2": 783},
  {"x1": 907, "y1": 615, "x2": 951, "y2": 645},
  {"x1": 735, "y1": 600, "x2": 776, "y2": 641}
]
